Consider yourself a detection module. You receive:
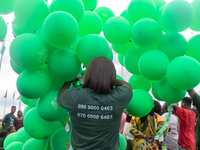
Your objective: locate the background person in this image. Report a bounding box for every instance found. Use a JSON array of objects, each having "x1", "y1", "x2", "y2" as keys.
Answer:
[
  {"x1": 129, "y1": 105, "x2": 168, "y2": 150},
  {"x1": 14, "y1": 110, "x2": 23, "y2": 131},
  {"x1": 171, "y1": 97, "x2": 196, "y2": 150},
  {"x1": 57, "y1": 57, "x2": 132, "y2": 150},
  {"x1": 187, "y1": 89, "x2": 200, "y2": 150},
  {"x1": 2, "y1": 106, "x2": 16, "y2": 130},
  {"x1": 6, "y1": 126, "x2": 16, "y2": 133},
  {"x1": 161, "y1": 103, "x2": 179, "y2": 150},
  {"x1": 0, "y1": 130, "x2": 9, "y2": 150}
]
